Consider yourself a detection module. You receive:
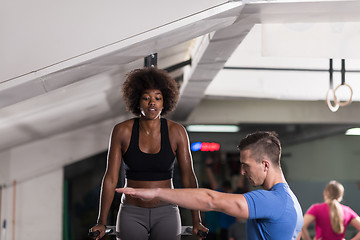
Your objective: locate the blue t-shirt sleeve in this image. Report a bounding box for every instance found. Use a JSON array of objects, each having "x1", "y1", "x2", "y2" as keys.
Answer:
[{"x1": 244, "y1": 189, "x2": 285, "y2": 220}]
